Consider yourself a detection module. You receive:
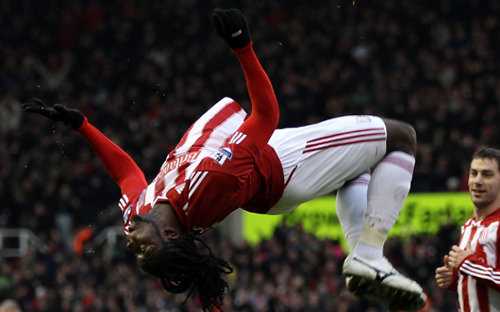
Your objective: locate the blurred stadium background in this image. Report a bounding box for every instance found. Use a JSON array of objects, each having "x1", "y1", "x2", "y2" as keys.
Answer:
[{"x1": 1, "y1": 0, "x2": 499, "y2": 311}]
